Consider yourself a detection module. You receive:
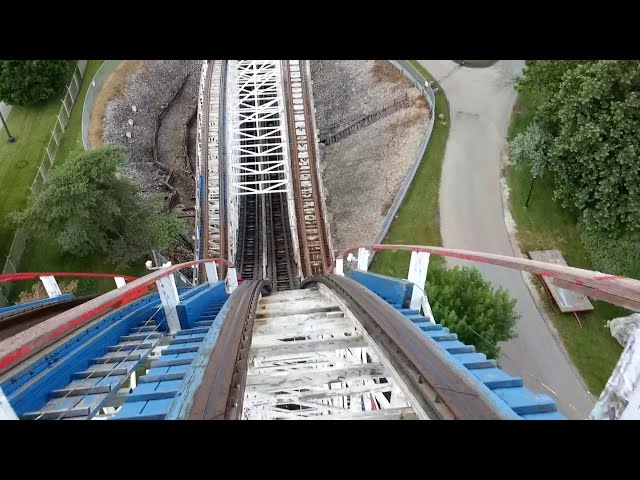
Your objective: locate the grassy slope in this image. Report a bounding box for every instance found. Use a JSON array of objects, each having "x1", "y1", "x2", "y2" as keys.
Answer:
[
  {"x1": 0, "y1": 99, "x2": 61, "y2": 258},
  {"x1": 10, "y1": 60, "x2": 147, "y2": 300},
  {"x1": 370, "y1": 61, "x2": 449, "y2": 278},
  {"x1": 507, "y1": 88, "x2": 625, "y2": 395}
]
